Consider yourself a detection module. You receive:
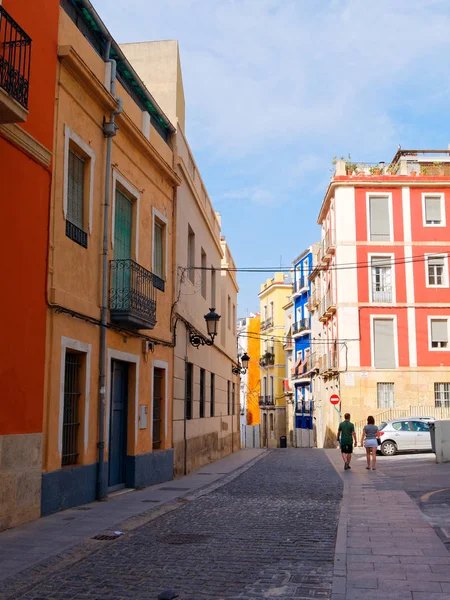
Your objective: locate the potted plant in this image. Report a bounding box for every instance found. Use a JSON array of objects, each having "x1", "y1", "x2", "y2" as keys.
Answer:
[
  {"x1": 410, "y1": 169, "x2": 417, "y2": 176},
  {"x1": 345, "y1": 154, "x2": 357, "y2": 176},
  {"x1": 432, "y1": 161, "x2": 443, "y2": 176},
  {"x1": 386, "y1": 163, "x2": 399, "y2": 175},
  {"x1": 420, "y1": 165, "x2": 428, "y2": 176},
  {"x1": 369, "y1": 166, "x2": 382, "y2": 176}
]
